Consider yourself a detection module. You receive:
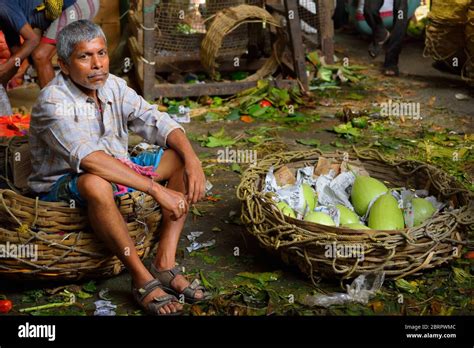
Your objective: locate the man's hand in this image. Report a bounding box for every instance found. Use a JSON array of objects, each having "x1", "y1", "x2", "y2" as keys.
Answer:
[
  {"x1": 184, "y1": 157, "x2": 206, "y2": 204},
  {"x1": 150, "y1": 182, "x2": 189, "y2": 221}
]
